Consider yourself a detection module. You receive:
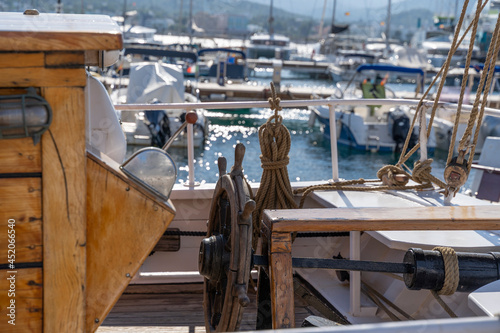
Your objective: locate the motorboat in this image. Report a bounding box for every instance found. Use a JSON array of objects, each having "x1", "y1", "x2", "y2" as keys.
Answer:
[
  {"x1": 311, "y1": 64, "x2": 434, "y2": 153},
  {"x1": 111, "y1": 61, "x2": 208, "y2": 148},
  {"x1": 246, "y1": 33, "x2": 293, "y2": 60}
]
